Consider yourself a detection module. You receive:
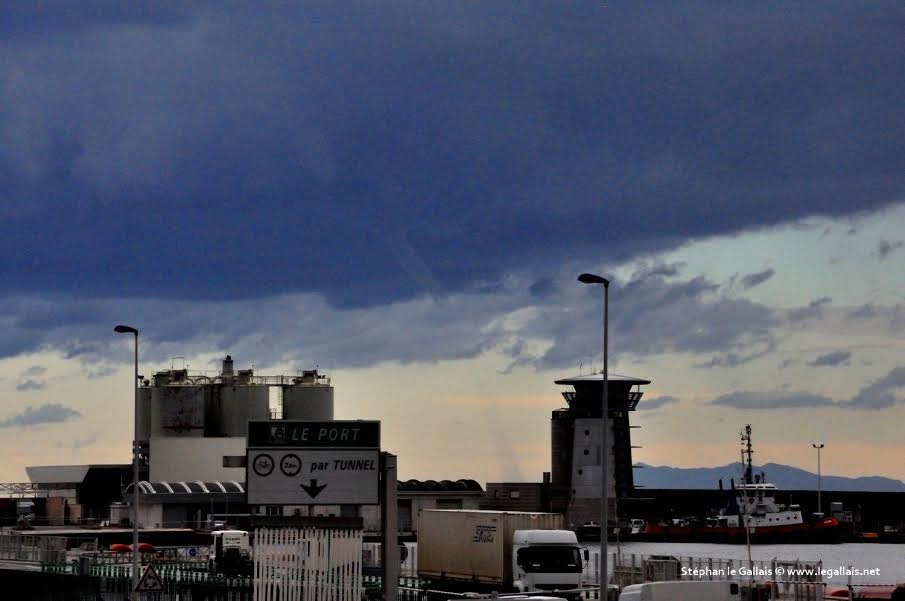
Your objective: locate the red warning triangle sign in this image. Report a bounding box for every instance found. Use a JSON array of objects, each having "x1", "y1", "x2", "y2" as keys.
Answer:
[{"x1": 134, "y1": 563, "x2": 164, "y2": 592}]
